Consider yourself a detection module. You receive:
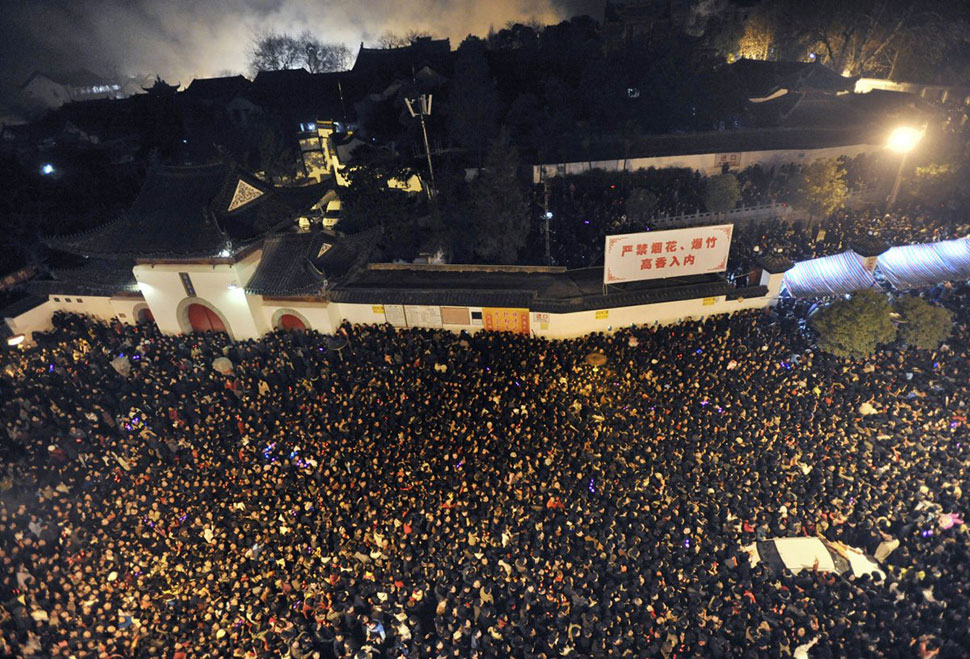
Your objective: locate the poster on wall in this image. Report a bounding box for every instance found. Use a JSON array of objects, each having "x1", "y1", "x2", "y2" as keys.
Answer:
[
  {"x1": 404, "y1": 305, "x2": 443, "y2": 328},
  {"x1": 383, "y1": 304, "x2": 407, "y2": 327},
  {"x1": 604, "y1": 224, "x2": 733, "y2": 284},
  {"x1": 440, "y1": 307, "x2": 471, "y2": 325},
  {"x1": 483, "y1": 308, "x2": 530, "y2": 334},
  {"x1": 714, "y1": 153, "x2": 741, "y2": 169}
]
